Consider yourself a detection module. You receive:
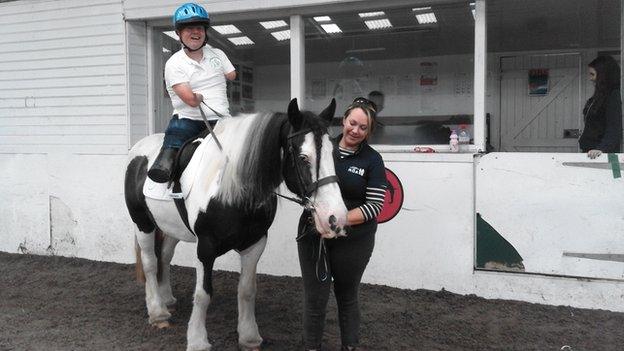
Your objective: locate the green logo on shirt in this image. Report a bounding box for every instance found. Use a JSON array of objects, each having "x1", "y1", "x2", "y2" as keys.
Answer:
[{"x1": 209, "y1": 57, "x2": 221, "y2": 69}]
